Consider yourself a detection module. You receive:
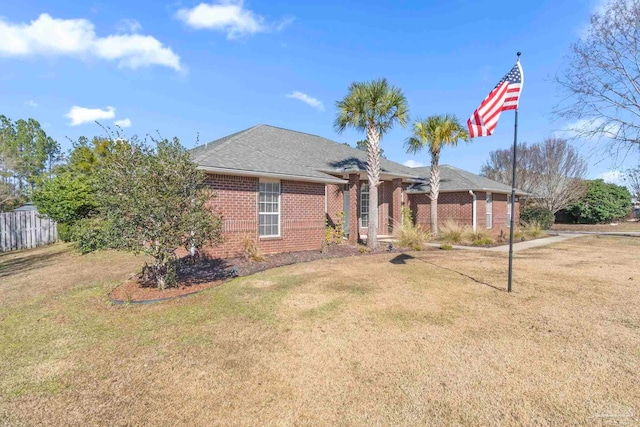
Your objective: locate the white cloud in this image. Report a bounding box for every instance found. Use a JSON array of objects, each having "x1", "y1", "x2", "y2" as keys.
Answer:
[
  {"x1": 176, "y1": 0, "x2": 293, "y2": 39},
  {"x1": 403, "y1": 160, "x2": 425, "y2": 168},
  {"x1": 285, "y1": 91, "x2": 324, "y2": 111},
  {"x1": 598, "y1": 170, "x2": 625, "y2": 184},
  {"x1": 116, "y1": 19, "x2": 142, "y2": 34},
  {"x1": 560, "y1": 118, "x2": 621, "y2": 140},
  {"x1": 66, "y1": 106, "x2": 115, "y2": 126},
  {"x1": 25, "y1": 100, "x2": 38, "y2": 107},
  {"x1": 274, "y1": 16, "x2": 295, "y2": 32},
  {"x1": 0, "y1": 13, "x2": 181, "y2": 71},
  {"x1": 114, "y1": 118, "x2": 132, "y2": 128}
]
